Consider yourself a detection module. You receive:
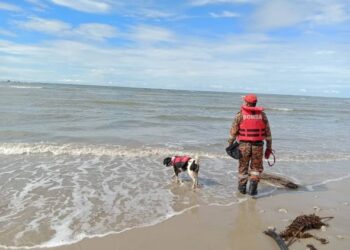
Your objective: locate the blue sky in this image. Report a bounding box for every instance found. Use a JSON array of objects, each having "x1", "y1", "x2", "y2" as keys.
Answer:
[{"x1": 0, "y1": 0, "x2": 350, "y2": 97}]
